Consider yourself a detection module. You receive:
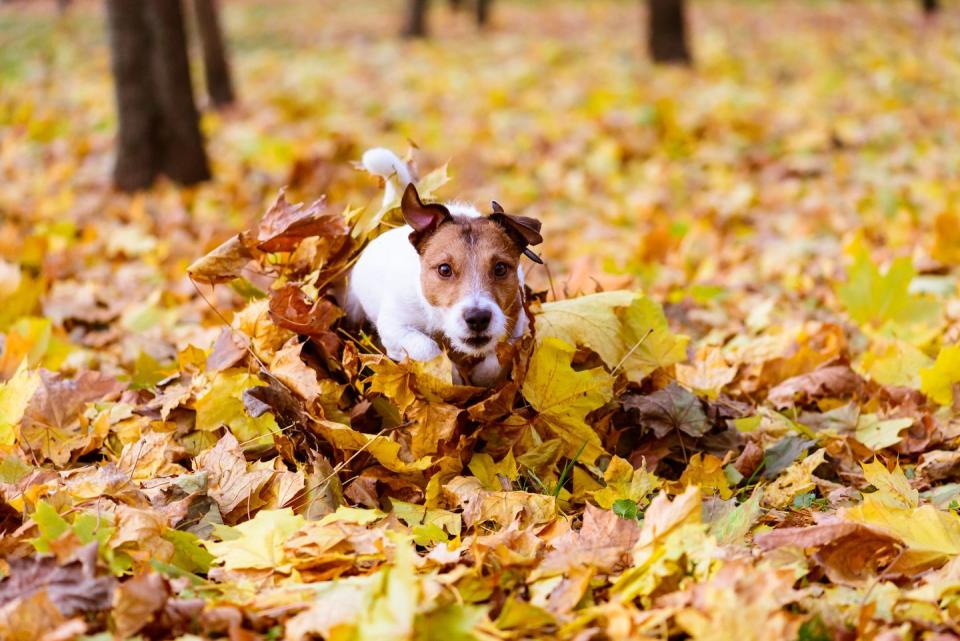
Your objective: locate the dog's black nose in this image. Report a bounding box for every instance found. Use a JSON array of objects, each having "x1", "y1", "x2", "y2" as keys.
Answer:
[{"x1": 464, "y1": 308, "x2": 492, "y2": 332}]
